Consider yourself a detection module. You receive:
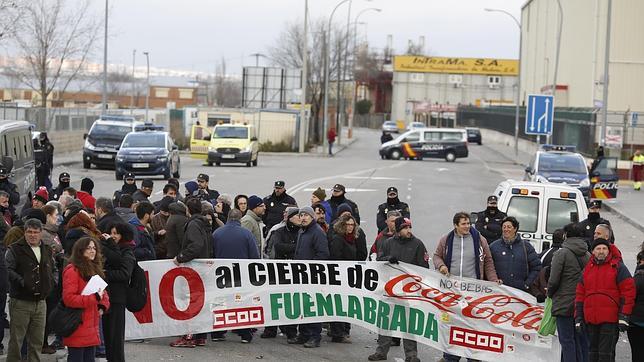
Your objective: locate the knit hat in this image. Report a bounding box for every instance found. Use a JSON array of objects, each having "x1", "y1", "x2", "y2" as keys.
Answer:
[
  {"x1": 80, "y1": 177, "x2": 94, "y2": 193},
  {"x1": 23, "y1": 208, "x2": 46, "y2": 224},
  {"x1": 312, "y1": 187, "x2": 326, "y2": 201},
  {"x1": 337, "y1": 203, "x2": 352, "y2": 216},
  {"x1": 299, "y1": 206, "x2": 315, "y2": 219},
  {"x1": 247, "y1": 195, "x2": 264, "y2": 210},
  {"x1": 33, "y1": 187, "x2": 49, "y2": 204},
  {"x1": 141, "y1": 179, "x2": 154, "y2": 188},
  {"x1": 395, "y1": 217, "x2": 412, "y2": 232},
  {"x1": 286, "y1": 207, "x2": 300, "y2": 220},
  {"x1": 591, "y1": 238, "x2": 610, "y2": 251},
  {"x1": 185, "y1": 181, "x2": 199, "y2": 194}
]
